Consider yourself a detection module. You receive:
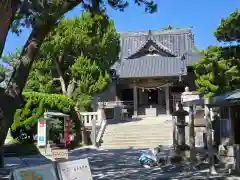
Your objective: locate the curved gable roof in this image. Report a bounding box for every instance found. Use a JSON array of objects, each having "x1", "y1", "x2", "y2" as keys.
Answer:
[
  {"x1": 119, "y1": 28, "x2": 194, "y2": 59},
  {"x1": 127, "y1": 39, "x2": 177, "y2": 58}
]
